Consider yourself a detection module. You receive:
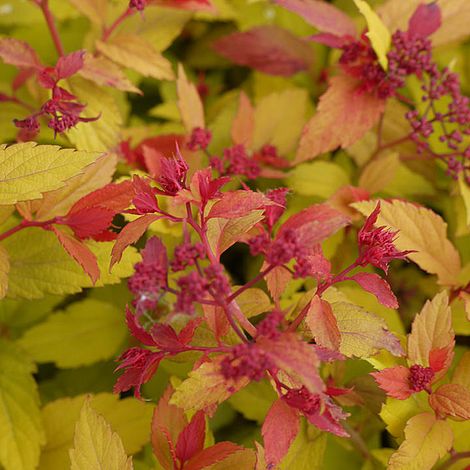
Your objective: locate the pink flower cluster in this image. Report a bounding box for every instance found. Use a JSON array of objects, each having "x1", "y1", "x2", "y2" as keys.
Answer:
[{"x1": 408, "y1": 364, "x2": 435, "y2": 392}]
